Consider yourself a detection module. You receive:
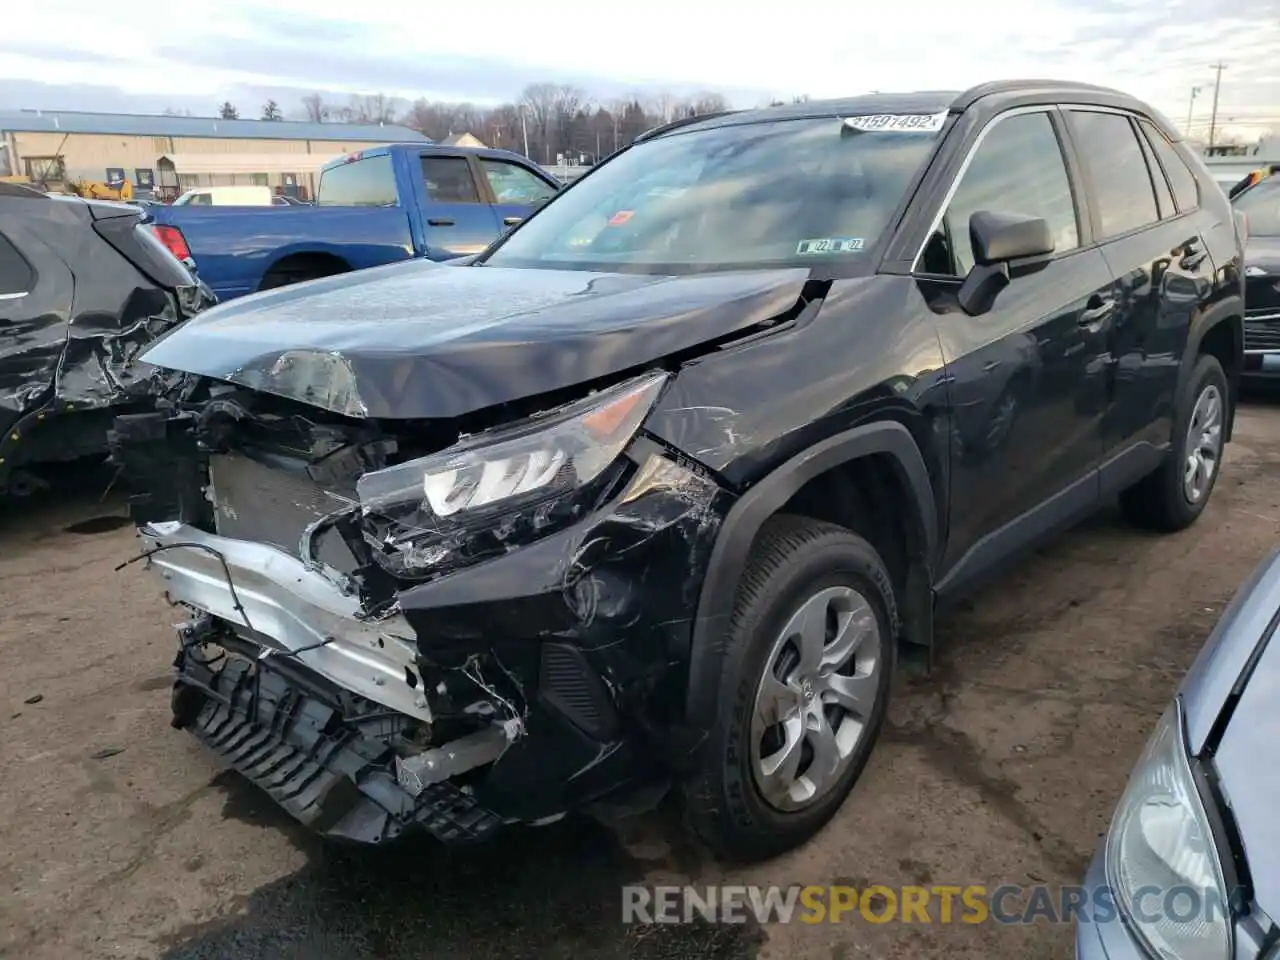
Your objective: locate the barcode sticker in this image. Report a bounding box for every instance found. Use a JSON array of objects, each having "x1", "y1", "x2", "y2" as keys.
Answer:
[
  {"x1": 796, "y1": 237, "x2": 865, "y2": 255},
  {"x1": 843, "y1": 111, "x2": 947, "y2": 133}
]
